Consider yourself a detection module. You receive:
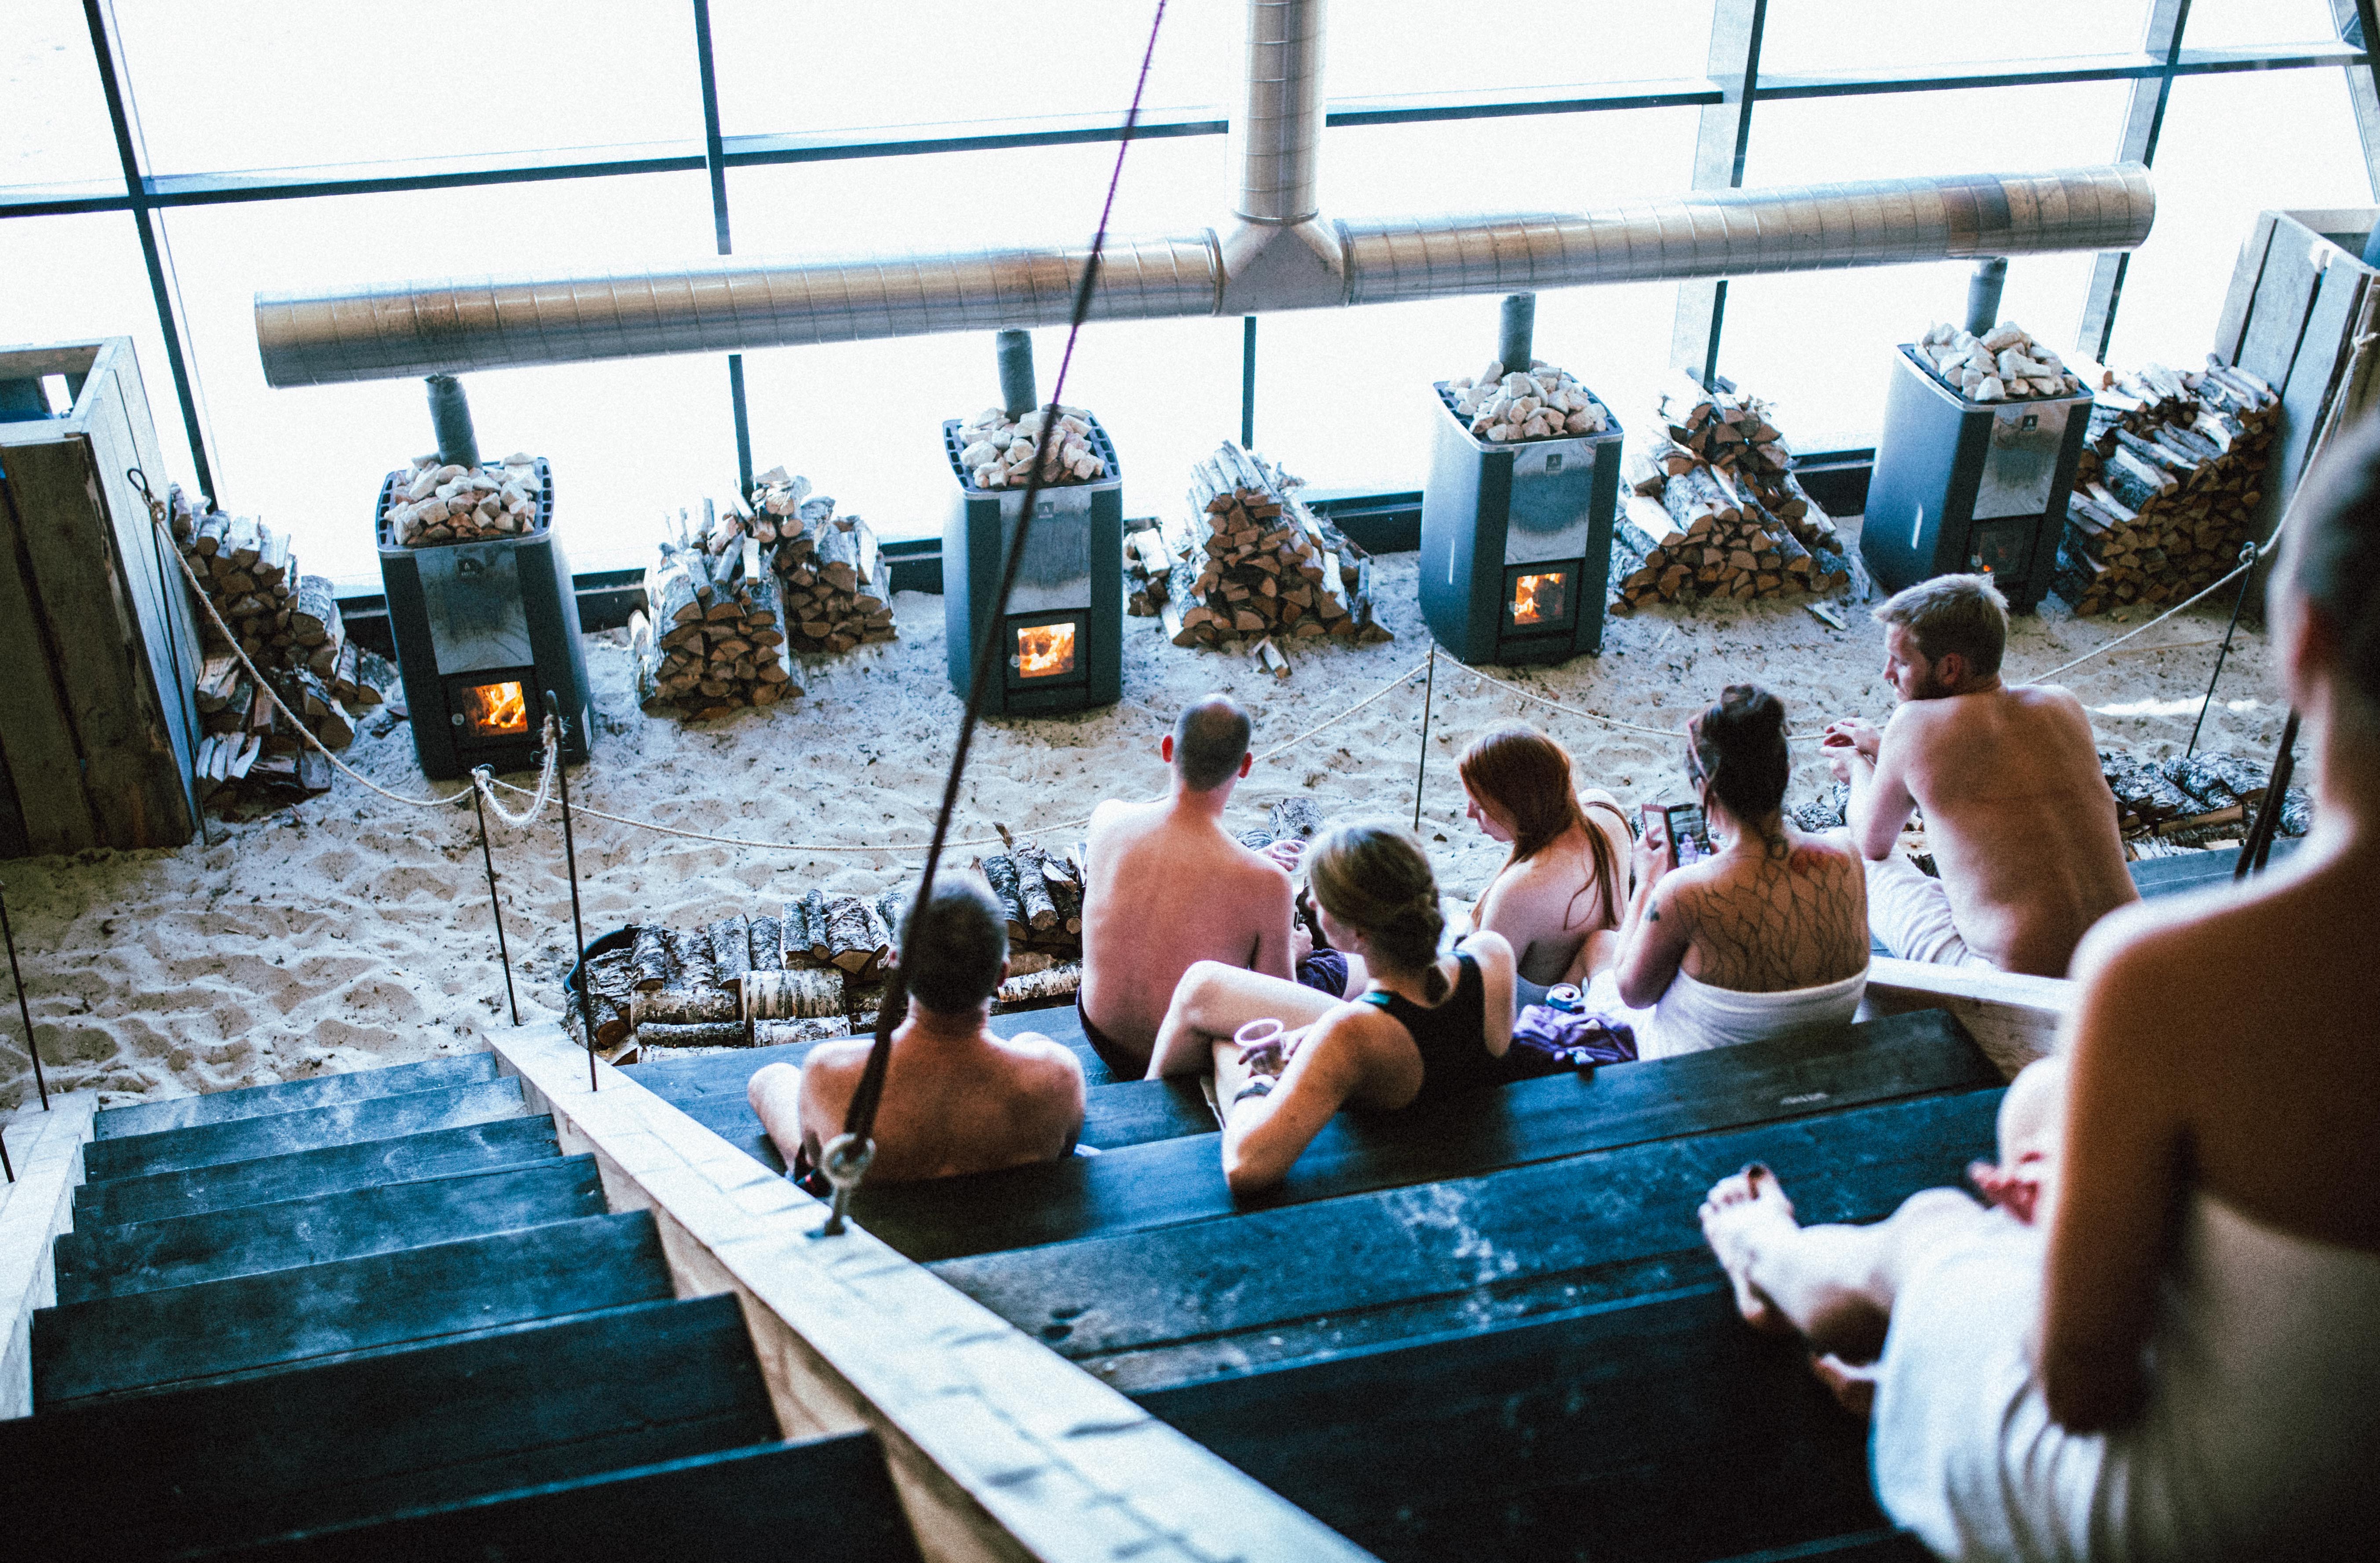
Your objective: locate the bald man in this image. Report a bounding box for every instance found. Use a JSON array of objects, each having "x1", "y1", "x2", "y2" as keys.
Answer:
[{"x1": 1077, "y1": 695, "x2": 1297, "y2": 1076}]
